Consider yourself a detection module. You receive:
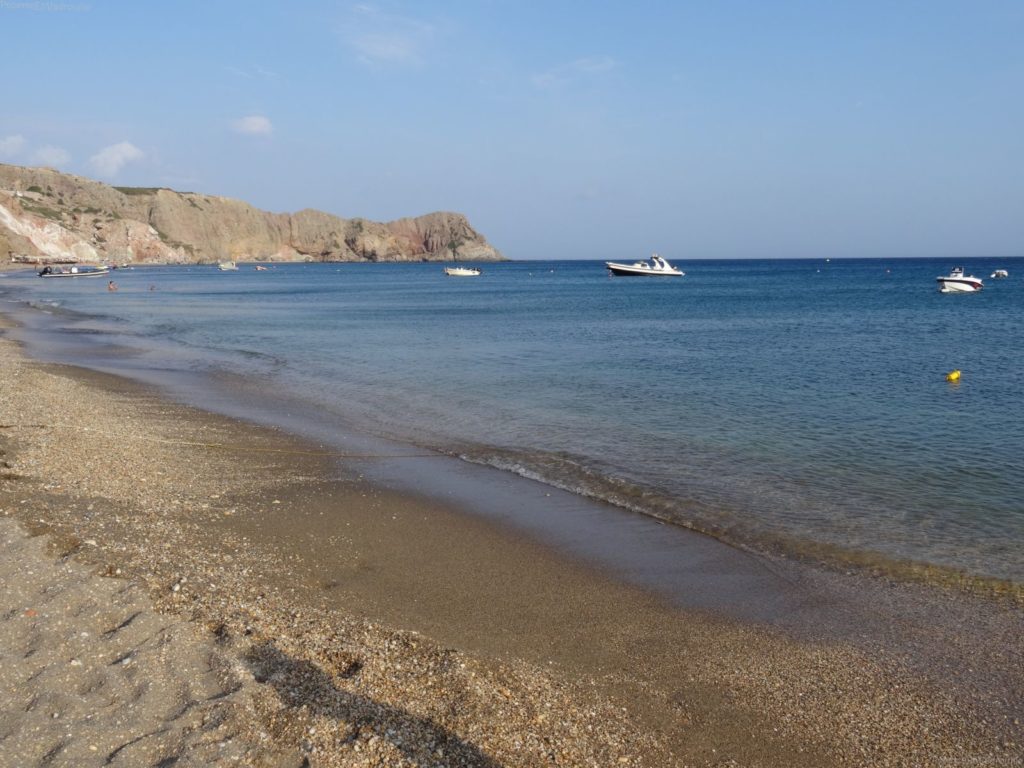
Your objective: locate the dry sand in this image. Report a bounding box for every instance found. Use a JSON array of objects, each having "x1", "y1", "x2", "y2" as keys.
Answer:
[
  {"x1": 0, "y1": 516, "x2": 297, "y2": 767},
  {"x1": 0, "y1": 314, "x2": 1022, "y2": 767}
]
